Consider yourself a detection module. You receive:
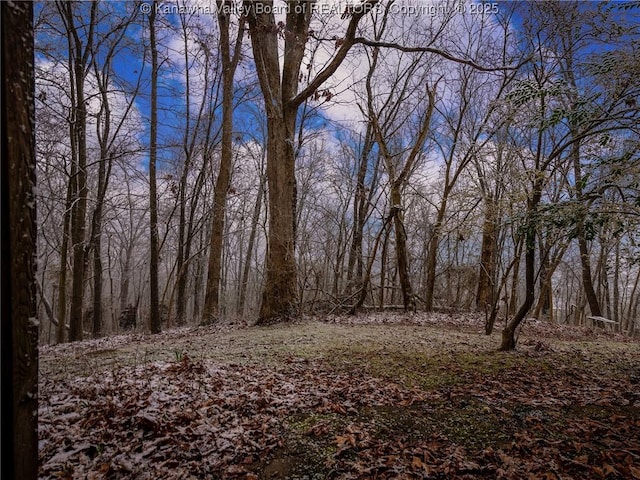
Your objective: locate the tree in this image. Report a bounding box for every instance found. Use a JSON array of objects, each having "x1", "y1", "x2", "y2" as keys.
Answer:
[
  {"x1": 88, "y1": 4, "x2": 141, "y2": 337},
  {"x1": 148, "y1": 0, "x2": 161, "y2": 334},
  {"x1": 499, "y1": 1, "x2": 640, "y2": 349},
  {"x1": 1, "y1": 1, "x2": 39, "y2": 478},
  {"x1": 364, "y1": 38, "x2": 437, "y2": 311},
  {"x1": 243, "y1": 0, "x2": 379, "y2": 323},
  {"x1": 55, "y1": 0, "x2": 98, "y2": 342},
  {"x1": 202, "y1": 0, "x2": 246, "y2": 324}
]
